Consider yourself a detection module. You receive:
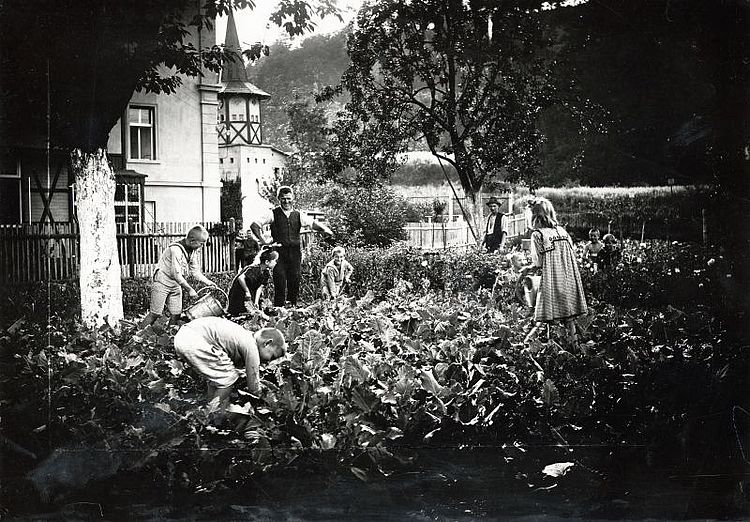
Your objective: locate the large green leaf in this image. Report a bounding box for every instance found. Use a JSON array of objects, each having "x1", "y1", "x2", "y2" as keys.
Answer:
[{"x1": 343, "y1": 355, "x2": 372, "y2": 384}]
